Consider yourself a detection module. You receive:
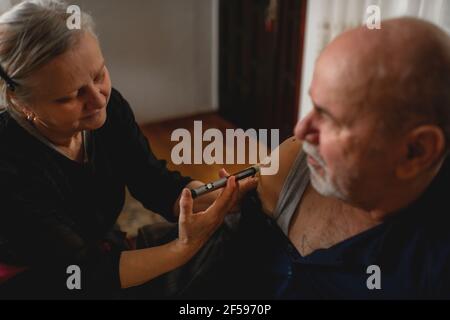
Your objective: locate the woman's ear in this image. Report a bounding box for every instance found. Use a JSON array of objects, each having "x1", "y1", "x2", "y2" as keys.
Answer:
[
  {"x1": 6, "y1": 91, "x2": 19, "y2": 110},
  {"x1": 396, "y1": 125, "x2": 445, "y2": 179},
  {"x1": 7, "y1": 92, "x2": 32, "y2": 117}
]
